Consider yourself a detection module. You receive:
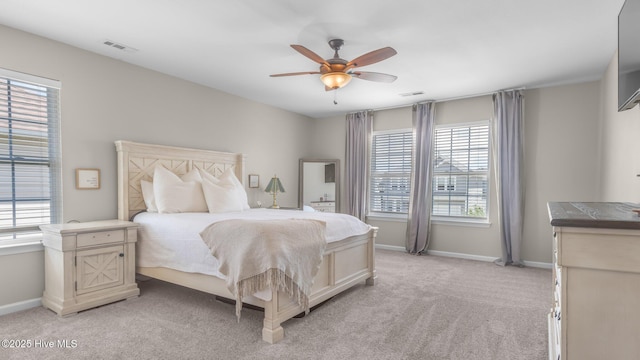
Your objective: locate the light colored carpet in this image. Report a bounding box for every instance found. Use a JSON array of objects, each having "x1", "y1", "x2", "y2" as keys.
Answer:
[{"x1": 0, "y1": 250, "x2": 551, "y2": 360}]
